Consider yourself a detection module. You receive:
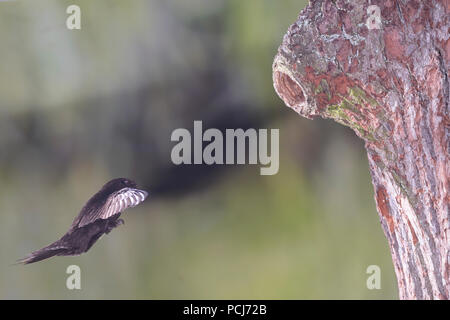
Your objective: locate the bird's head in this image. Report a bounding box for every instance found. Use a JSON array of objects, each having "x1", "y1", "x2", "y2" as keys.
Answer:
[{"x1": 101, "y1": 178, "x2": 138, "y2": 193}]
